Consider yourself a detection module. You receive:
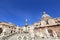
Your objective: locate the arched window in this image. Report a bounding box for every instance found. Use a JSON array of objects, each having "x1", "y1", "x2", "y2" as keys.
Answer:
[
  {"x1": 46, "y1": 20, "x2": 49, "y2": 24},
  {"x1": 48, "y1": 29, "x2": 53, "y2": 37},
  {"x1": 11, "y1": 30, "x2": 13, "y2": 33}
]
